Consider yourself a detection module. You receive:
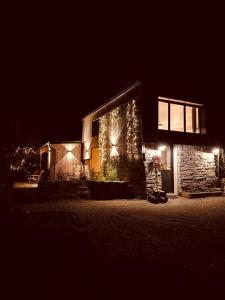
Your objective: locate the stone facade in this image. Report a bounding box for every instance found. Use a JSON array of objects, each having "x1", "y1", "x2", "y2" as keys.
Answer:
[
  {"x1": 144, "y1": 145, "x2": 162, "y2": 196},
  {"x1": 83, "y1": 91, "x2": 224, "y2": 197},
  {"x1": 144, "y1": 144, "x2": 220, "y2": 196},
  {"x1": 177, "y1": 145, "x2": 218, "y2": 192}
]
